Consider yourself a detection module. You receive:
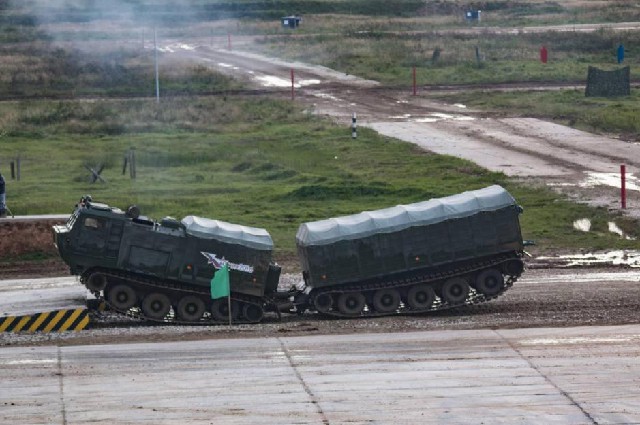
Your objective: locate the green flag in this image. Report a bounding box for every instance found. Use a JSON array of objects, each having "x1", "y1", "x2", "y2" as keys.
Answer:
[{"x1": 210, "y1": 263, "x2": 230, "y2": 300}]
